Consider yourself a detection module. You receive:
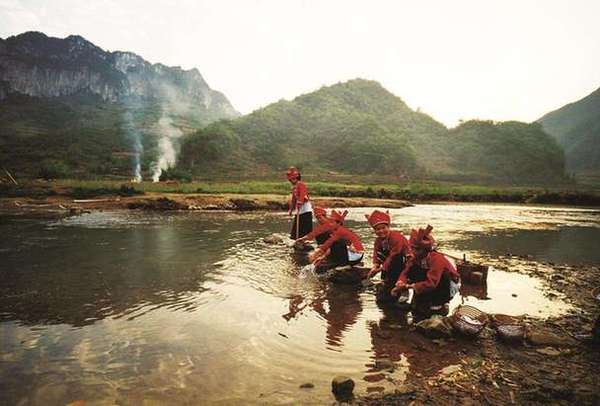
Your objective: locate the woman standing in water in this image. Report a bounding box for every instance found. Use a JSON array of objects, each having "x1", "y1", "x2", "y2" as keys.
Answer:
[{"x1": 287, "y1": 167, "x2": 313, "y2": 239}]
